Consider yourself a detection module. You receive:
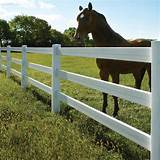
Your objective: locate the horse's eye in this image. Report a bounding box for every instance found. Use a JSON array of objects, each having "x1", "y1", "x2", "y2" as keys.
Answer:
[{"x1": 80, "y1": 14, "x2": 84, "y2": 19}]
